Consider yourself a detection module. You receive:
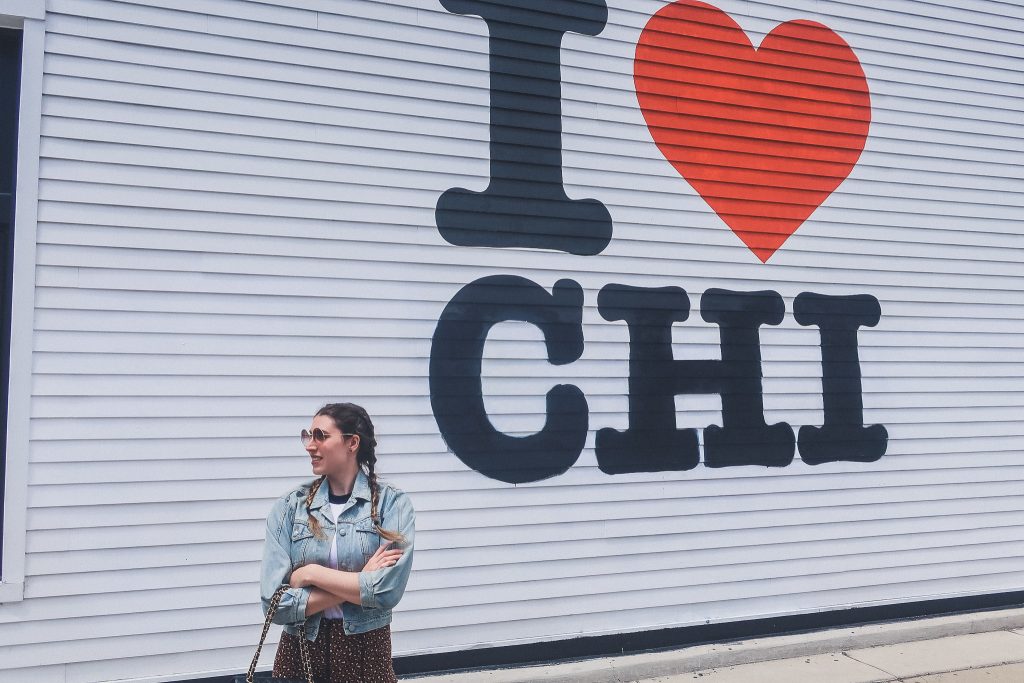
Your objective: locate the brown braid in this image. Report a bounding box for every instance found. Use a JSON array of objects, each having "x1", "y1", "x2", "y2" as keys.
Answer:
[
  {"x1": 305, "y1": 475, "x2": 327, "y2": 539},
  {"x1": 364, "y1": 455, "x2": 405, "y2": 544},
  {"x1": 314, "y1": 403, "x2": 406, "y2": 545}
]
